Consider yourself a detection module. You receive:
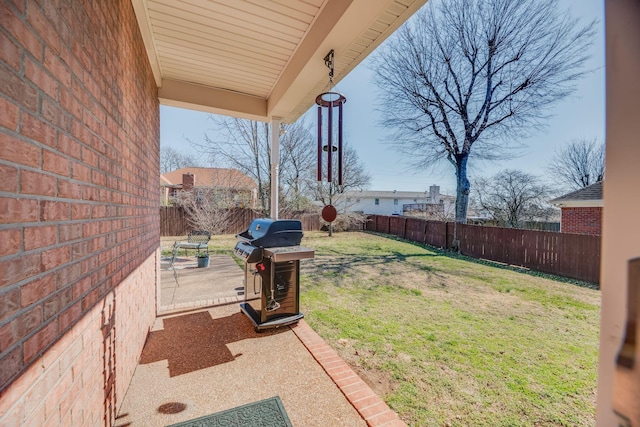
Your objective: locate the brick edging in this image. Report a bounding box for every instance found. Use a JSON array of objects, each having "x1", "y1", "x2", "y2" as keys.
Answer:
[{"x1": 290, "y1": 320, "x2": 406, "y2": 427}]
